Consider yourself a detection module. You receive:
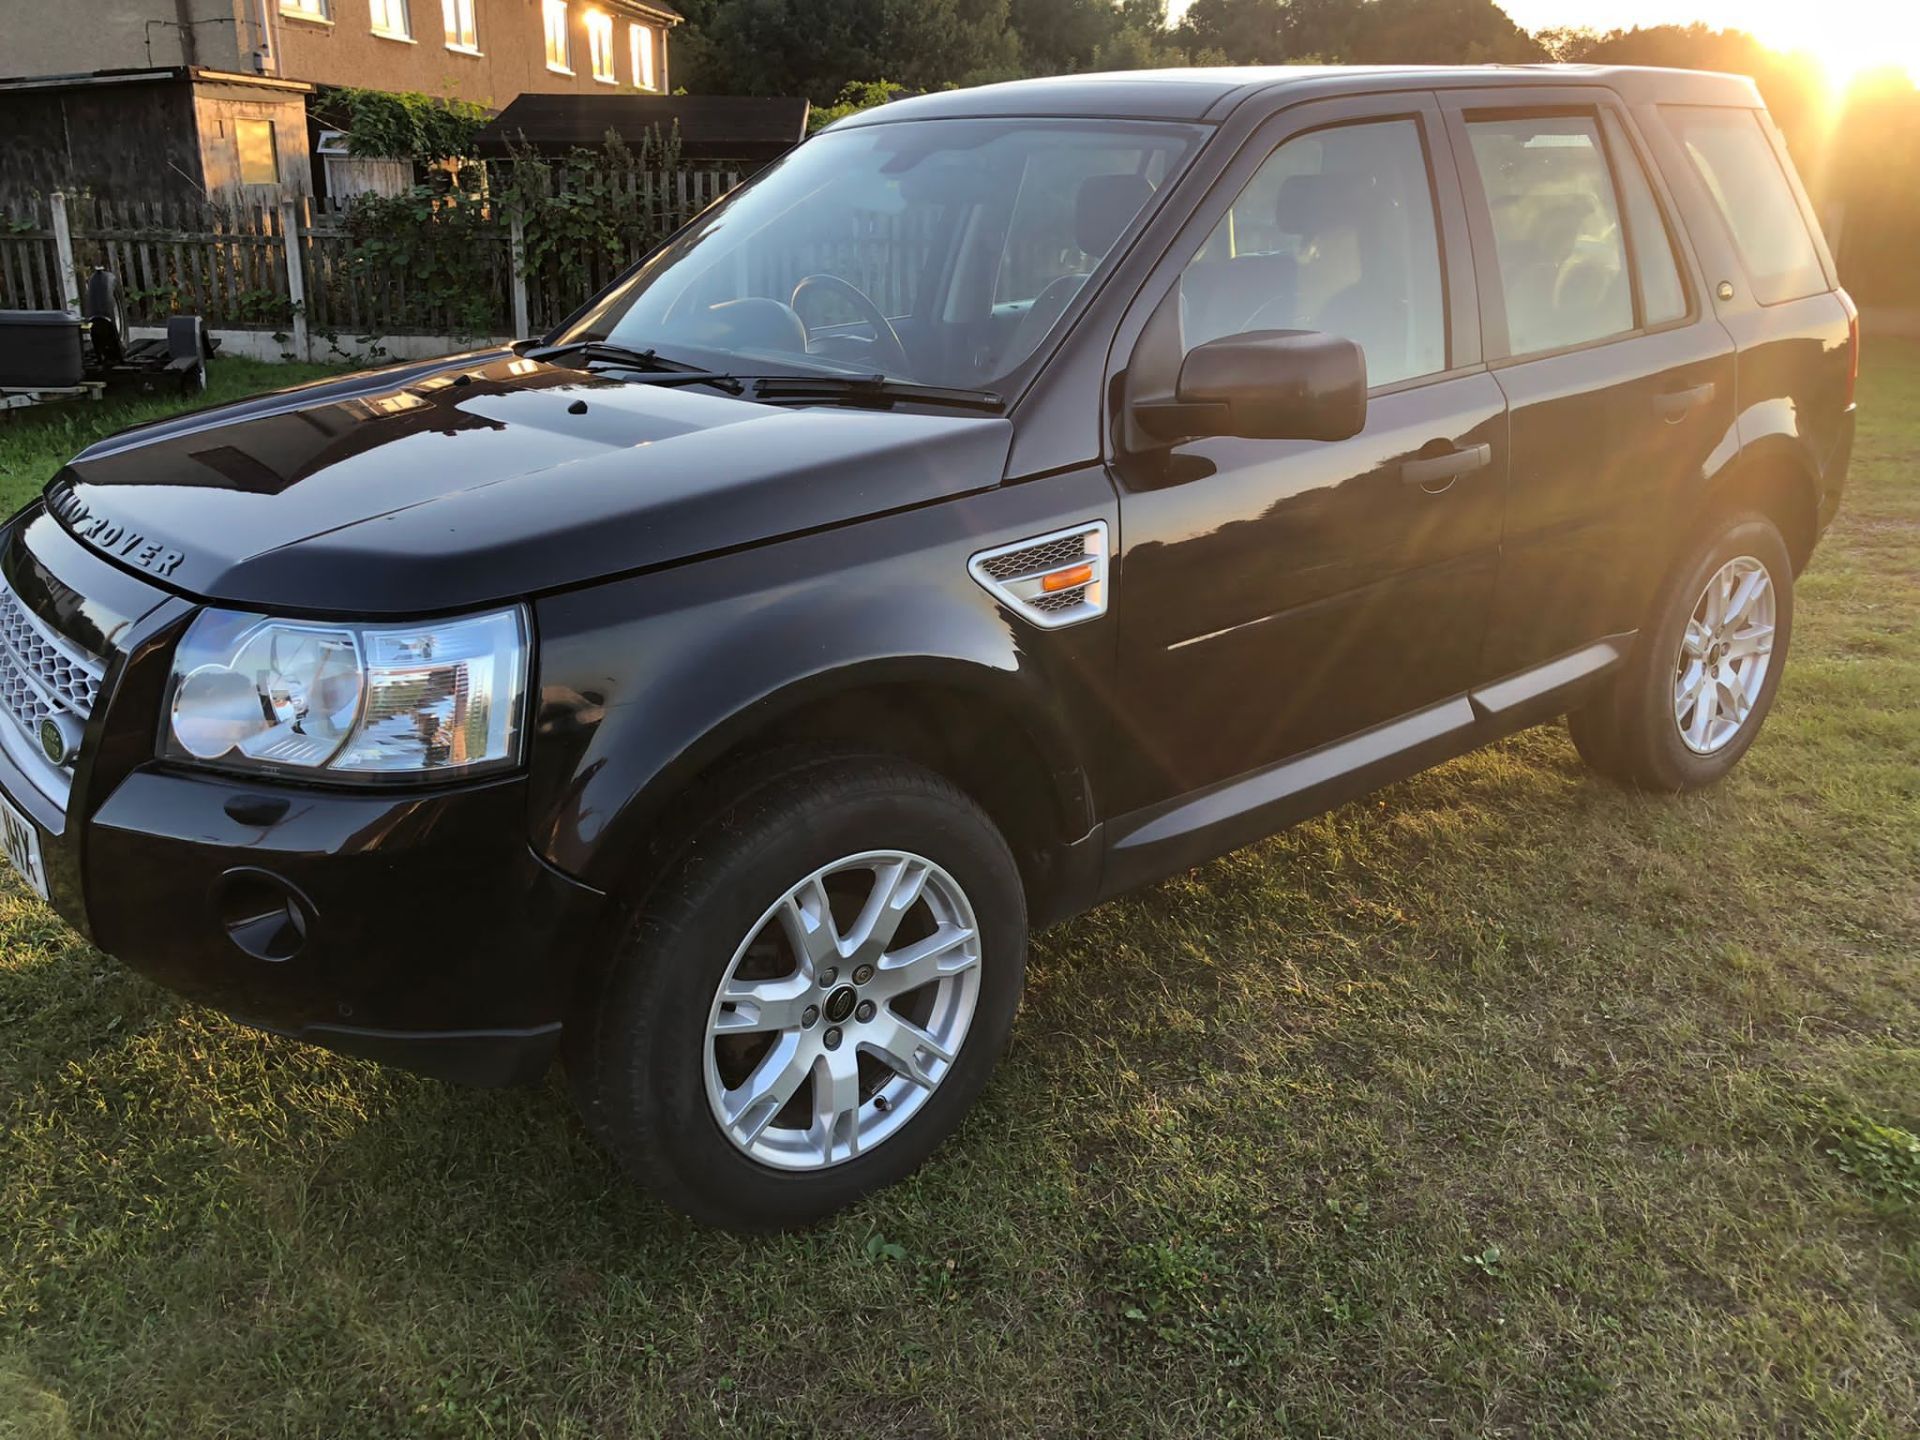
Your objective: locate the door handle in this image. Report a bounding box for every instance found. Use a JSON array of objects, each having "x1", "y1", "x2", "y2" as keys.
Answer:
[
  {"x1": 1401, "y1": 442, "x2": 1492, "y2": 492},
  {"x1": 1652, "y1": 382, "x2": 1716, "y2": 422}
]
